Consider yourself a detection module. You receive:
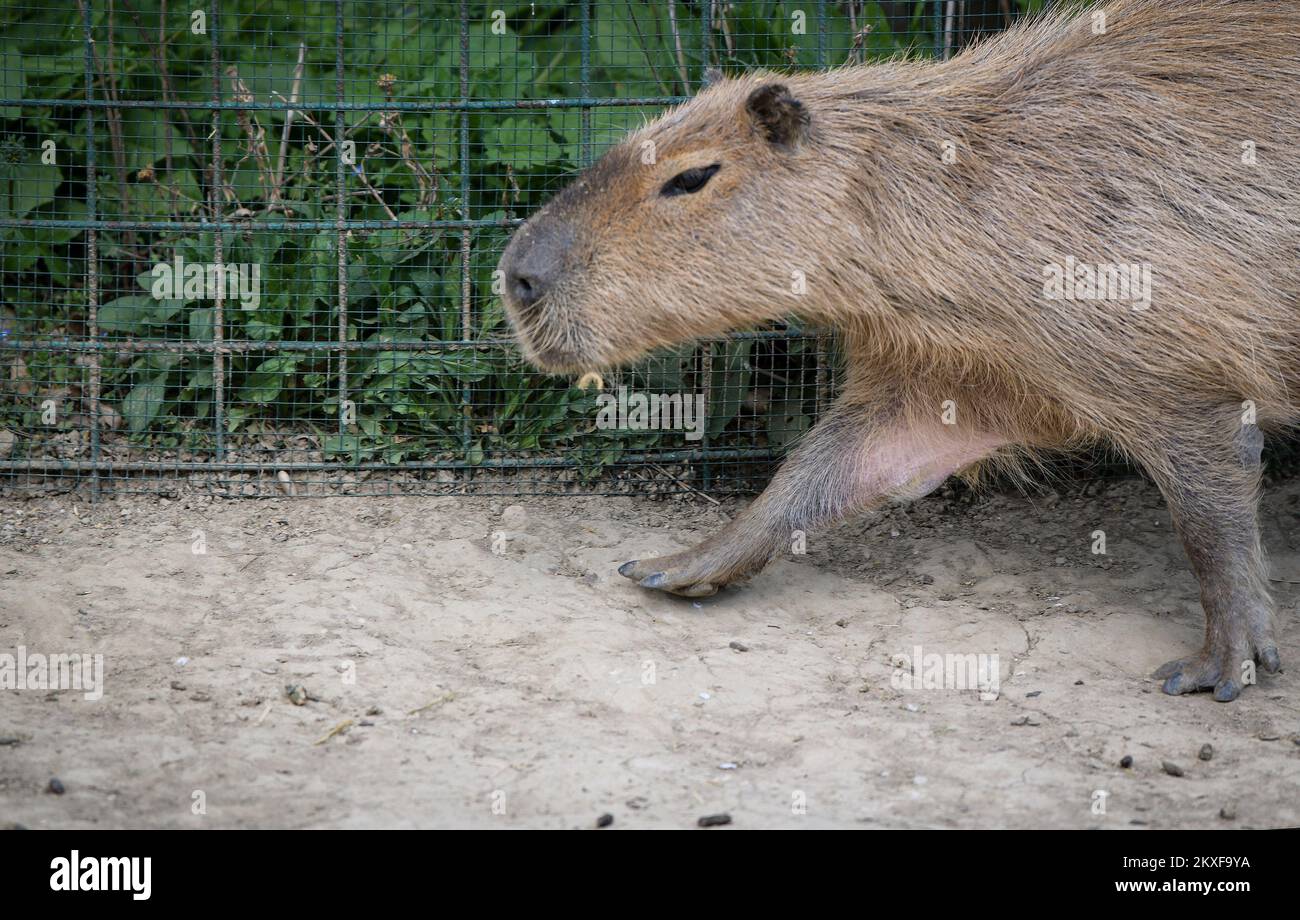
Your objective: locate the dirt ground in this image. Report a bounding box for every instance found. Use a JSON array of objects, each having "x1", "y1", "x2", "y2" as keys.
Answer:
[{"x1": 1, "y1": 473, "x2": 1297, "y2": 829}]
